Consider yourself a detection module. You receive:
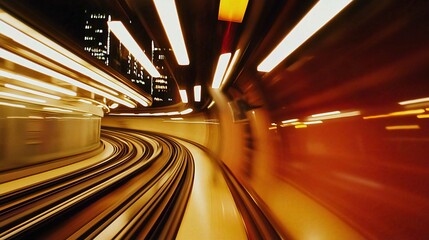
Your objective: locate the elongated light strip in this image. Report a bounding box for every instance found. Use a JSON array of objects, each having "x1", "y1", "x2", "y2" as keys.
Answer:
[
  {"x1": 282, "y1": 118, "x2": 299, "y2": 124},
  {"x1": 79, "y1": 99, "x2": 93, "y2": 105},
  {"x1": 257, "y1": 0, "x2": 352, "y2": 72},
  {"x1": 212, "y1": 53, "x2": 232, "y2": 88},
  {"x1": 180, "y1": 108, "x2": 193, "y2": 115},
  {"x1": 308, "y1": 111, "x2": 361, "y2": 121},
  {"x1": 222, "y1": 49, "x2": 240, "y2": 86},
  {"x1": 194, "y1": 85, "x2": 201, "y2": 102},
  {"x1": 0, "y1": 69, "x2": 76, "y2": 96},
  {"x1": 0, "y1": 101, "x2": 26, "y2": 108},
  {"x1": 0, "y1": 91, "x2": 46, "y2": 103},
  {"x1": 399, "y1": 97, "x2": 429, "y2": 106},
  {"x1": 5, "y1": 84, "x2": 60, "y2": 100},
  {"x1": 1, "y1": 17, "x2": 151, "y2": 106},
  {"x1": 0, "y1": 48, "x2": 135, "y2": 108},
  {"x1": 385, "y1": 125, "x2": 420, "y2": 130},
  {"x1": 0, "y1": 17, "x2": 149, "y2": 106},
  {"x1": 43, "y1": 107, "x2": 73, "y2": 113},
  {"x1": 207, "y1": 100, "x2": 215, "y2": 109},
  {"x1": 311, "y1": 111, "x2": 341, "y2": 117},
  {"x1": 0, "y1": 19, "x2": 116, "y2": 96},
  {"x1": 179, "y1": 89, "x2": 188, "y2": 103},
  {"x1": 153, "y1": 0, "x2": 189, "y2": 65},
  {"x1": 108, "y1": 21, "x2": 160, "y2": 77}
]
